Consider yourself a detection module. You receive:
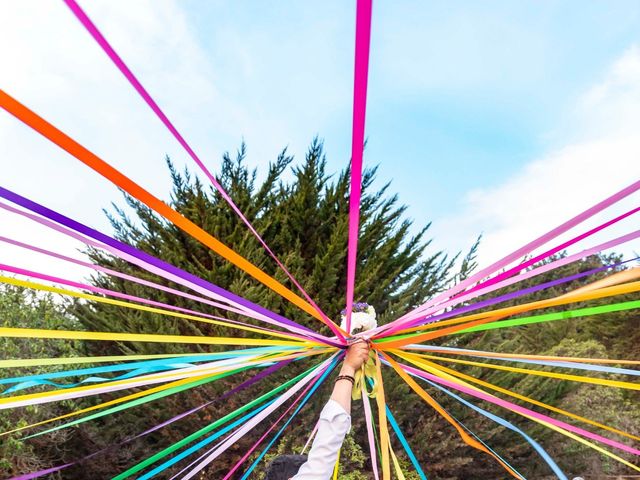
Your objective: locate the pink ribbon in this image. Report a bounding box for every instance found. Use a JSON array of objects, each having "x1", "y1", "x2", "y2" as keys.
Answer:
[
  {"x1": 0, "y1": 235, "x2": 249, "y2": 316},
  {"x1": 402, "y1": 362, "x2": 640, "y2": 456},
  {"x1": 362, "y1": 385, "x2": 381, "y2": 480},
  {"x1": 345, "y1": 0, "x2": 373, "y2": 332},
  {"x1": 62, "y1": 0, "x2": 344, "y2": 340}
]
